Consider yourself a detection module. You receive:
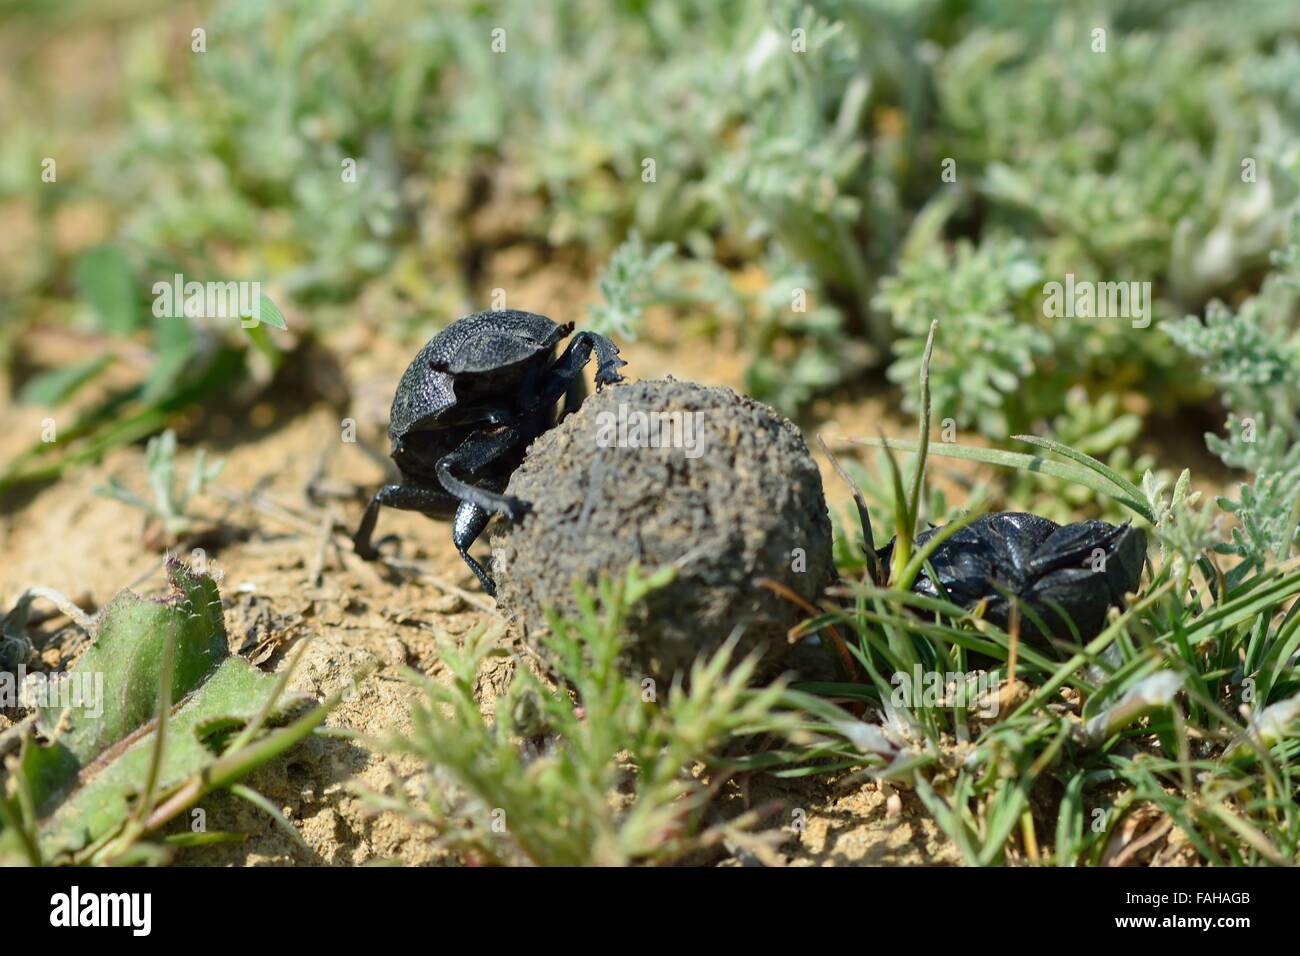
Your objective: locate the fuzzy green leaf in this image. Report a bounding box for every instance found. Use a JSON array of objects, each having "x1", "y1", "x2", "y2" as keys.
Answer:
[
  {"x1": 24, "y1": 560, "x2": 228, "y2": 814},
  {"x1": 37, "y1": 657, "x2": 305, "y2": 858}
]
